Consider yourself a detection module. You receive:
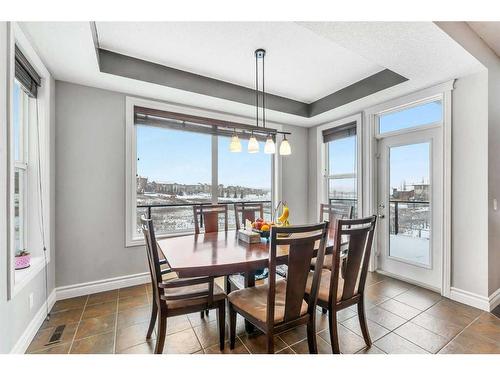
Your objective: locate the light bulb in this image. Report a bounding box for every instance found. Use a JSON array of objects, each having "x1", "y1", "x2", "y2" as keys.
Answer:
[
  {"x1": 264, "y1": 135, "x2": 276, "y2": 154},
  {"x1": 248, "y1": 135, "x2": 260, "y2": 153},
  {"x1": 229, "y1": 134, "x2": 242, "y2": 152},
  {"x1": 279, "y1": 137, "x2": 291, "y2": 156}
]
